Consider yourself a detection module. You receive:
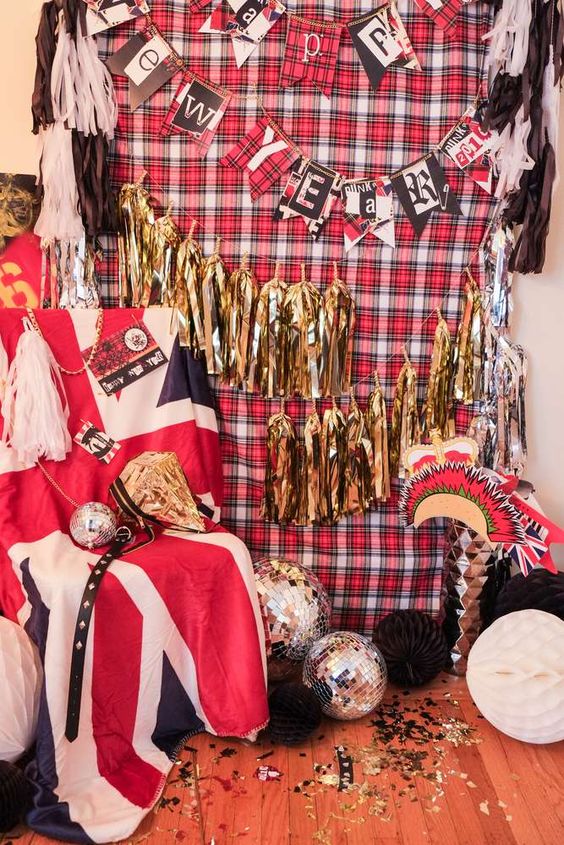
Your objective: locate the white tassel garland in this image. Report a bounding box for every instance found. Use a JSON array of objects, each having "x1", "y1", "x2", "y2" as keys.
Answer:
[{"x1": 34, "y1": 124, "x2": 84, "y2": 243}]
